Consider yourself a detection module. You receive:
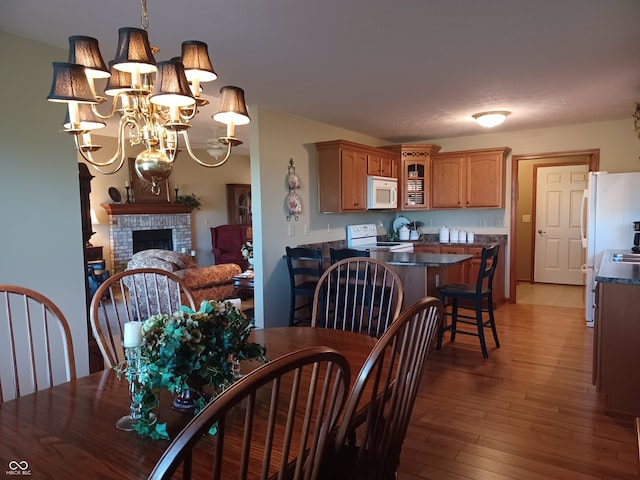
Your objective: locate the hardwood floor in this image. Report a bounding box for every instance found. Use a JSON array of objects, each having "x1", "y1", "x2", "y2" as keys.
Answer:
[{"x1": 398, "y1": 302, "x2": 639, "y2": 480}]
